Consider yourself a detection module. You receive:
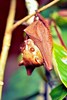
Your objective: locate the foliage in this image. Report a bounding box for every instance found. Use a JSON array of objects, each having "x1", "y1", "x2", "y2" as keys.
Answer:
[
  {"x1": 53, "y1": 43, "x2": 67, "y2": 87},
  {"x1": 50, "y1": 84, "x2": 67, "y2": 100},
  {"x1": 50, "y1": 11, "x2": 67, "y2": 26}
]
